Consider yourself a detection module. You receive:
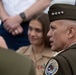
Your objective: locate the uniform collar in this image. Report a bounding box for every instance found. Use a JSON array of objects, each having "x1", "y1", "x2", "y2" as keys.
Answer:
[
  {"x1": 24, "y1": 45, "x2": 33, "y2": 56},
  {"x1": 66, "y1": 42, "x2": 76, "y2": 50},
  {"x1": 56, "y1": 42, "x2": 76, "y2": 56},
  {"x1": 25, "y1": 45, "x2": 55, "y2": 58}
]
